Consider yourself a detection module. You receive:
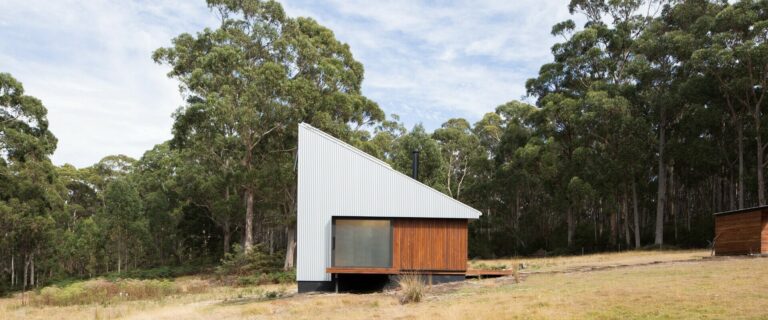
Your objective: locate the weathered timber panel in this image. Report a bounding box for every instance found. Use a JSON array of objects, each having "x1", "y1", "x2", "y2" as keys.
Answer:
[
  {"x1": 715, "y1": 210, "x2": 763, "y2": 255},
  {"x1": 763, "y1": 212, "x2": 768, "y2": 254},
  {"x1": 392, "y1": 218, "x2": 468, "y2": 271}
]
